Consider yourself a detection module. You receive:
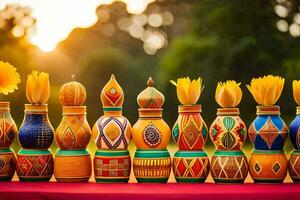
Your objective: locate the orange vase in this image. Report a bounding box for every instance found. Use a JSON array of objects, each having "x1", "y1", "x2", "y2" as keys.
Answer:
[{"x1": 172, "y1": 105, "x2": 210, "y2": 183}]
